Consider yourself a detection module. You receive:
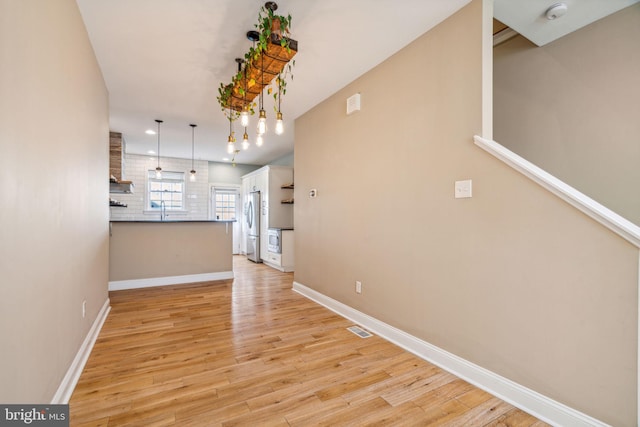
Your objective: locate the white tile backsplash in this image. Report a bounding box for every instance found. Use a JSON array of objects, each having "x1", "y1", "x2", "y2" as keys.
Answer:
[{"x1": 110, "y1": 154, "x2": 210, "y2": 221}]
